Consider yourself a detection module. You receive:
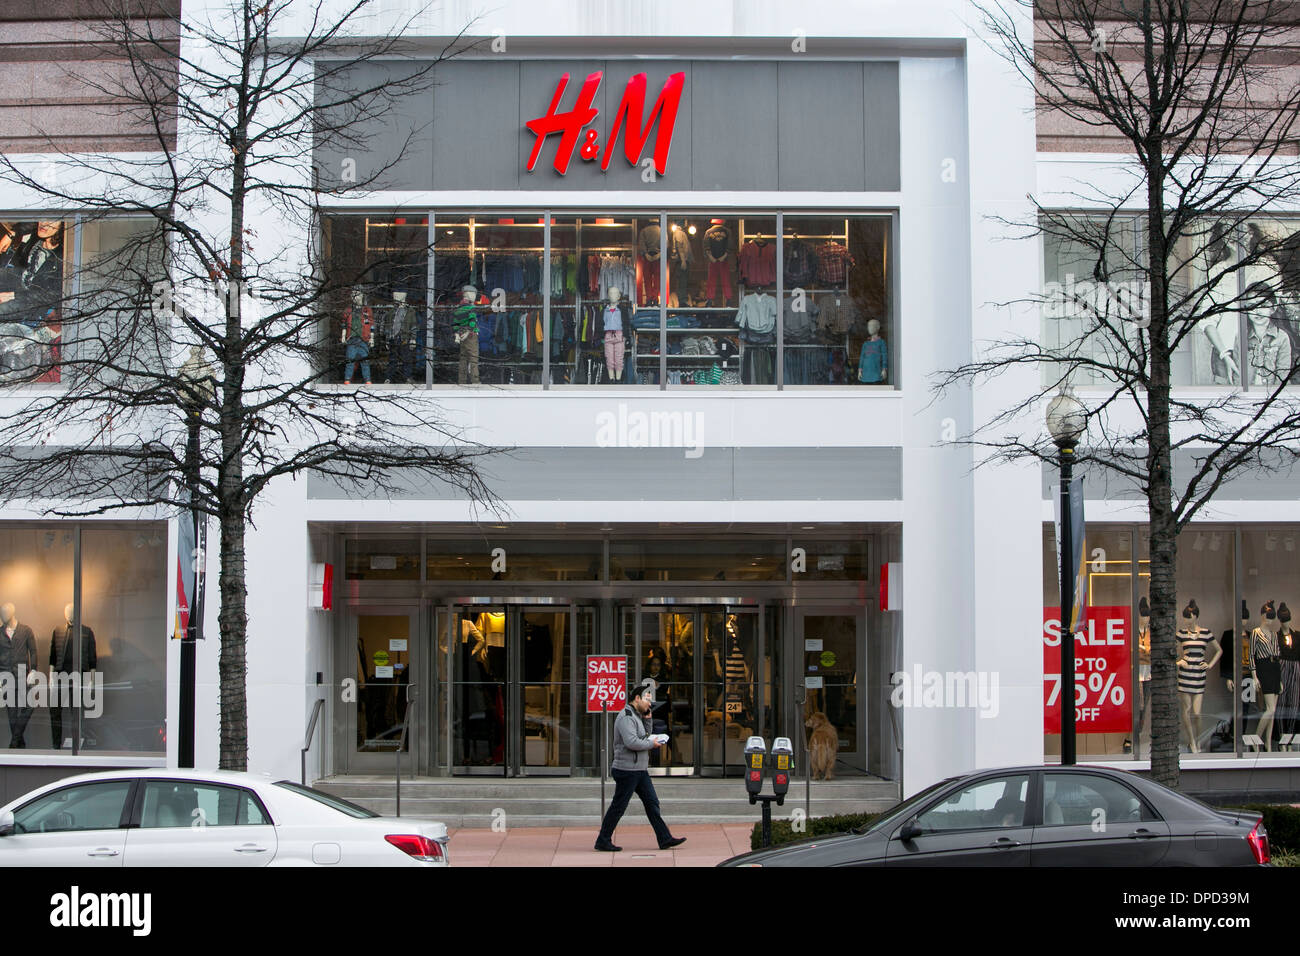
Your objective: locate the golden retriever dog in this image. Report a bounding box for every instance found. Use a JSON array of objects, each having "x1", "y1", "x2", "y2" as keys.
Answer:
[{"x1": 806, "y1": 712, "x2": 838, "y2": 780}]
